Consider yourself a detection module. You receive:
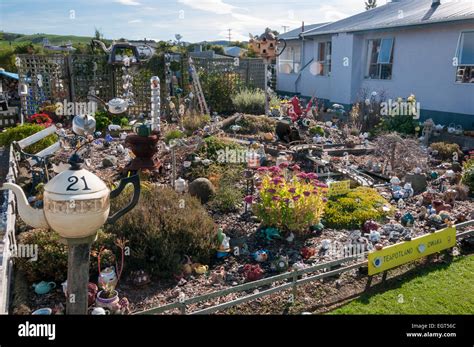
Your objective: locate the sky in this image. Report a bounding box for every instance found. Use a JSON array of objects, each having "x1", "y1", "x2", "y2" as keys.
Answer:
[{"x1": 0, "y1": 0, "x2": 378, "y2": 42}]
